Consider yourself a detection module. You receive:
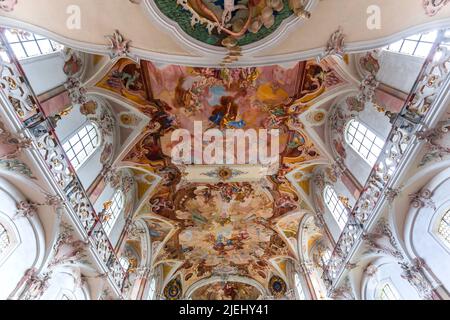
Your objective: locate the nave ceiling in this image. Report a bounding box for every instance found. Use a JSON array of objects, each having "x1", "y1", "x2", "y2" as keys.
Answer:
[
  {"x1": 67, "y1": 50, "x2": 363, "y2": 299},
  {"x1": 1, "y1": 0, "x2": 449, "y2": 301}
]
